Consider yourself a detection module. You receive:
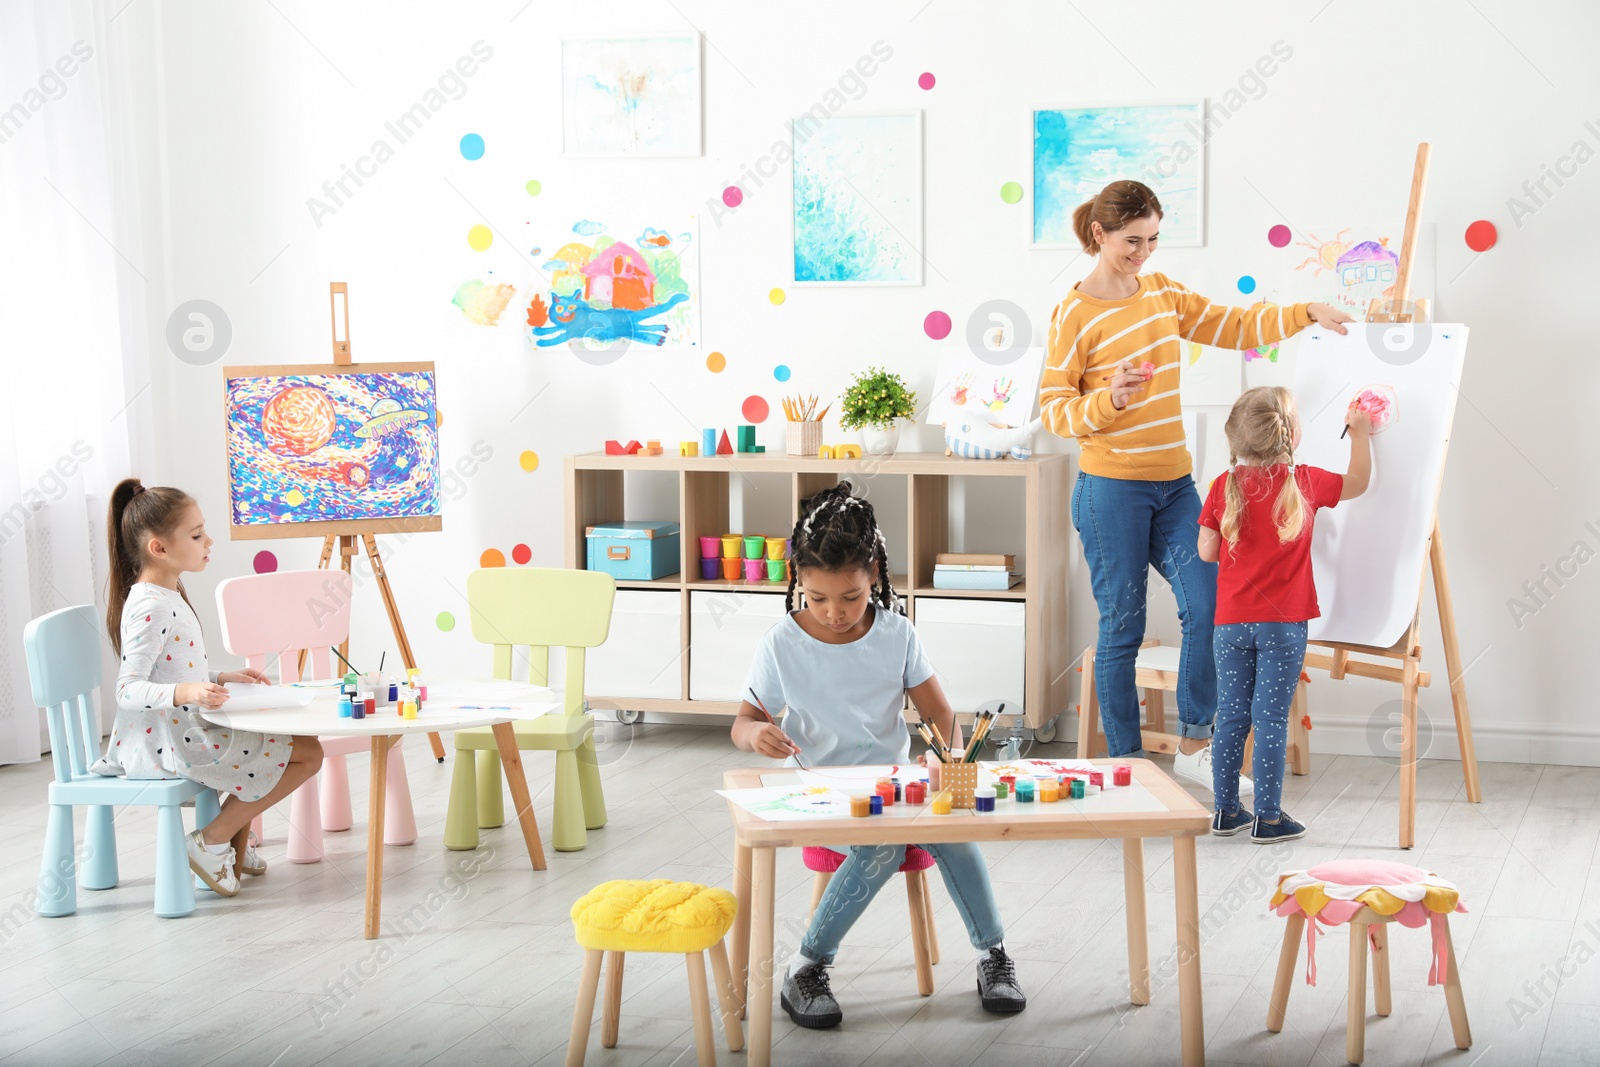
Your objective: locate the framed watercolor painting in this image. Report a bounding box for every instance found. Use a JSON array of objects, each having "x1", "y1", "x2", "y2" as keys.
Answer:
[
  {"x1": 791, "y1": 110, "x2": 923, "y2": 286},
  {"x1": 561, "y1": 33, "x2": 703, "y2": 157}
]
